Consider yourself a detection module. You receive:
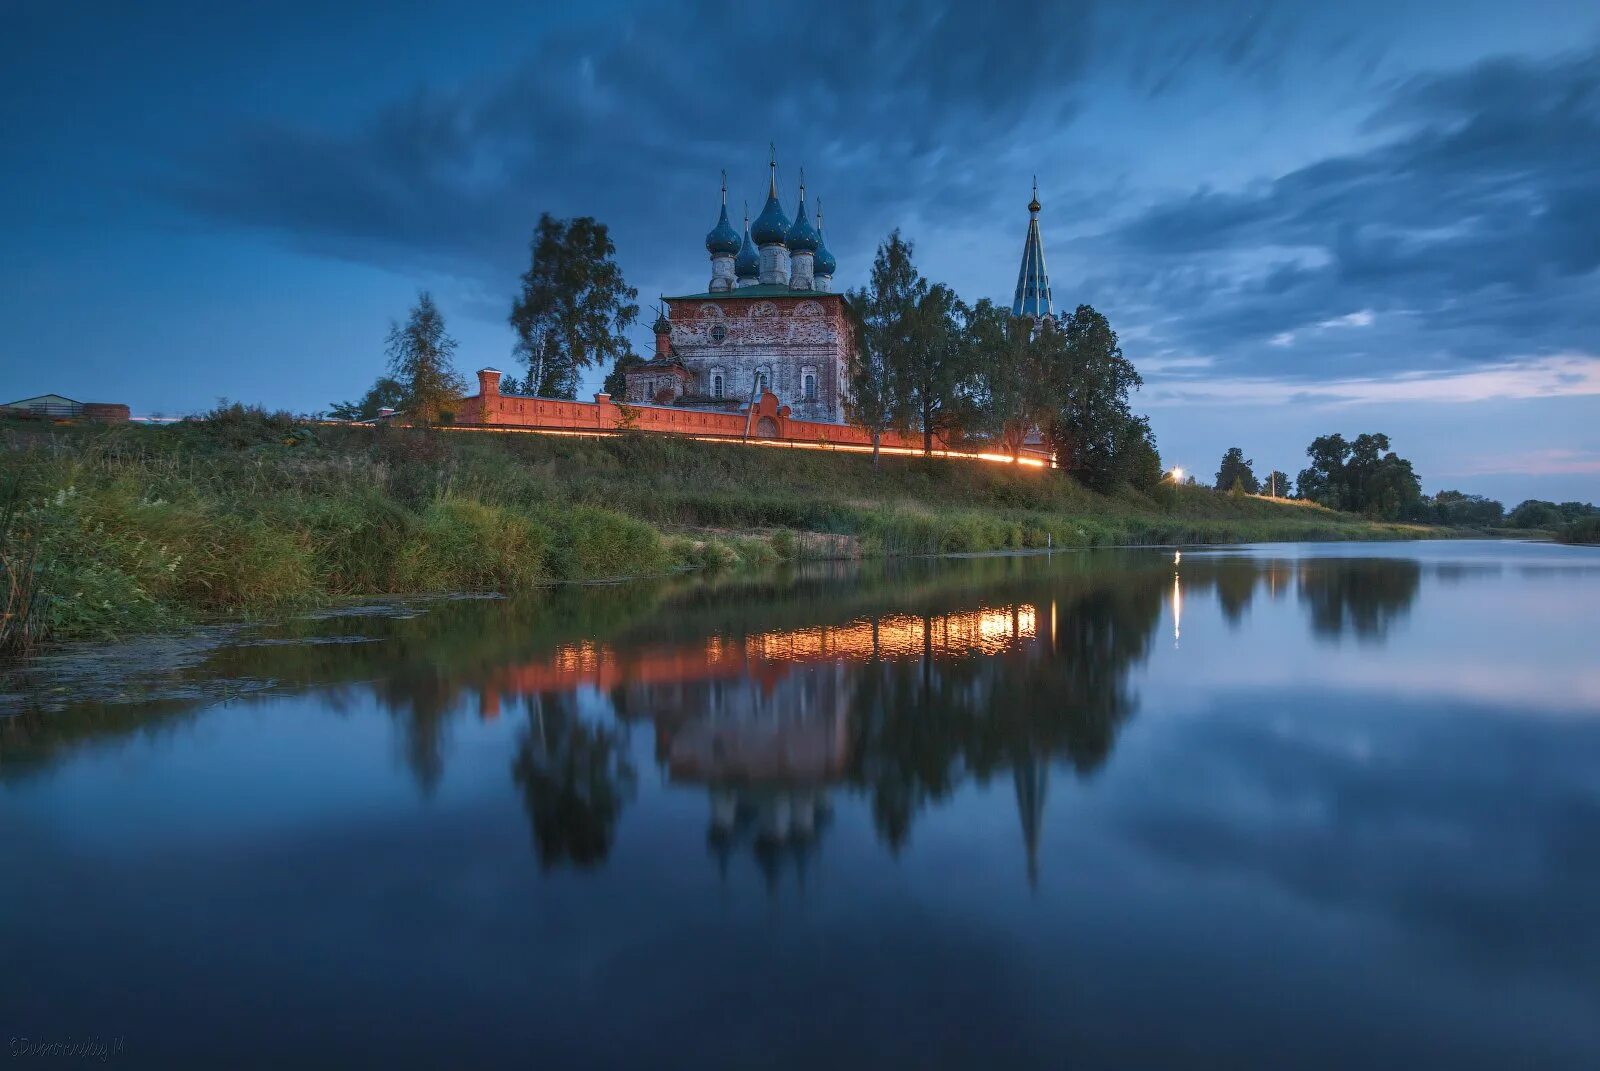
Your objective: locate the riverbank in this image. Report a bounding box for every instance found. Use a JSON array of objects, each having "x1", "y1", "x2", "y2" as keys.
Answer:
[{"x1": 1, "y1": 413, "x2": 1461, "y2": 649}]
